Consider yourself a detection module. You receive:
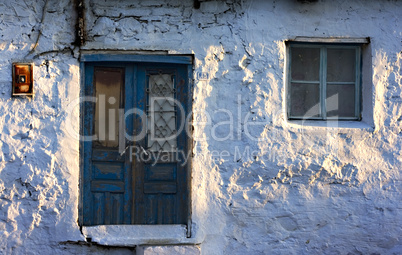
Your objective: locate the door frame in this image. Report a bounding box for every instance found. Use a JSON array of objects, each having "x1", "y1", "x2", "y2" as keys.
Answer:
[{"x1": 78, "y1": 54, "x2": 193, "y2": 228}]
